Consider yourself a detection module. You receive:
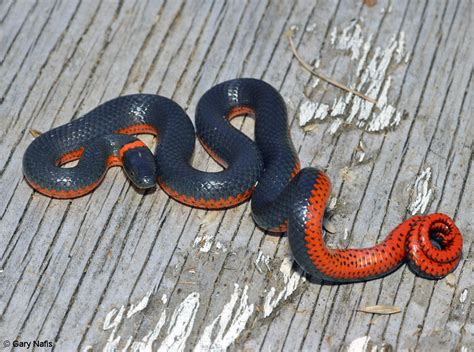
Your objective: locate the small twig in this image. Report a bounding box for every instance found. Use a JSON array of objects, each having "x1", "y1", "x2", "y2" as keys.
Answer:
[{"x1": 287, "y1": 31, "x2": 377, "y2": 104}]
